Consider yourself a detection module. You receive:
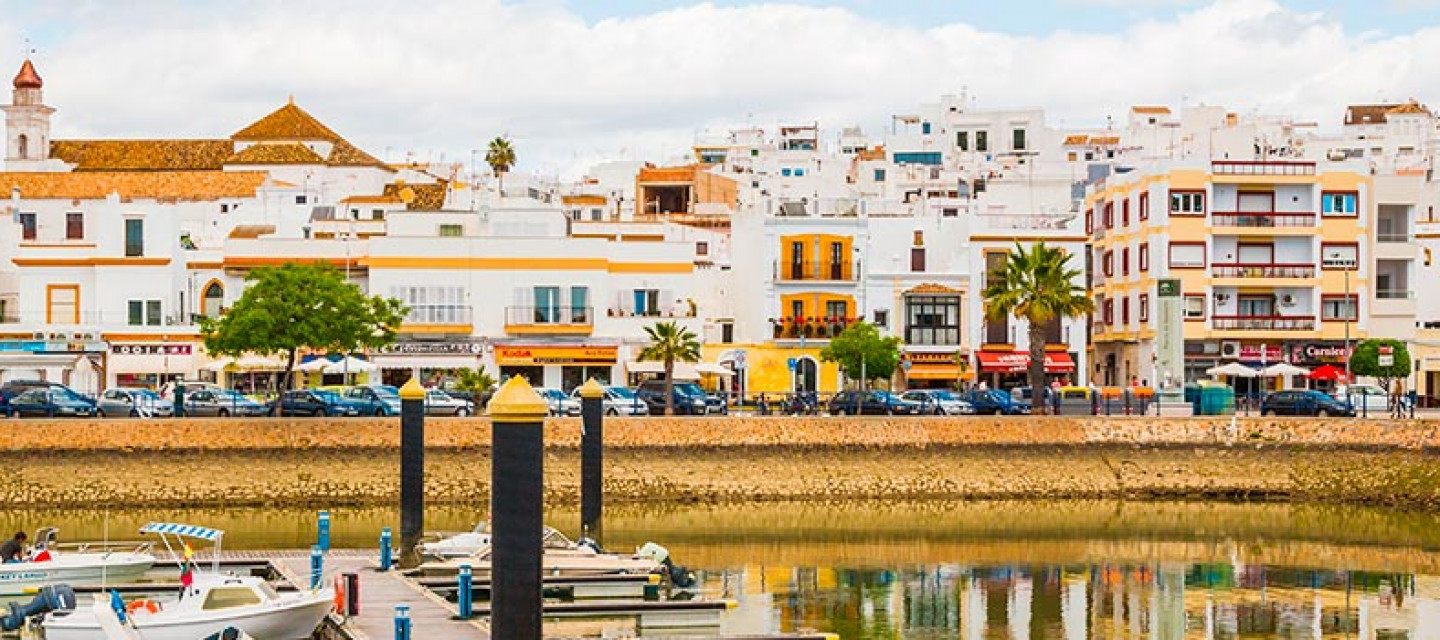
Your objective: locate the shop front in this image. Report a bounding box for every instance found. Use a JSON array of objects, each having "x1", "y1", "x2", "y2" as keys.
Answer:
[
  {"x1": 494, "y1": 344, "x2": 618, "y2": 393},
  {"x1": 974, "y1": 350, "x2": 1076, "y2": 389},
  {"x1": 1286, "y1": 341, "x2": 1354, "y2": 392},
  {"x1": 0, "y1": 335, "x2": 106, "y2": 395},
  {"x1": 373, "y1": 341, "x2": 486, "y2": 387},
  {"x1": 106, "y1": 343, "x2": 198, "y2": 390},
  {"x1": 900, "y1": 350, "x2": 972, "y2": 390}
]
